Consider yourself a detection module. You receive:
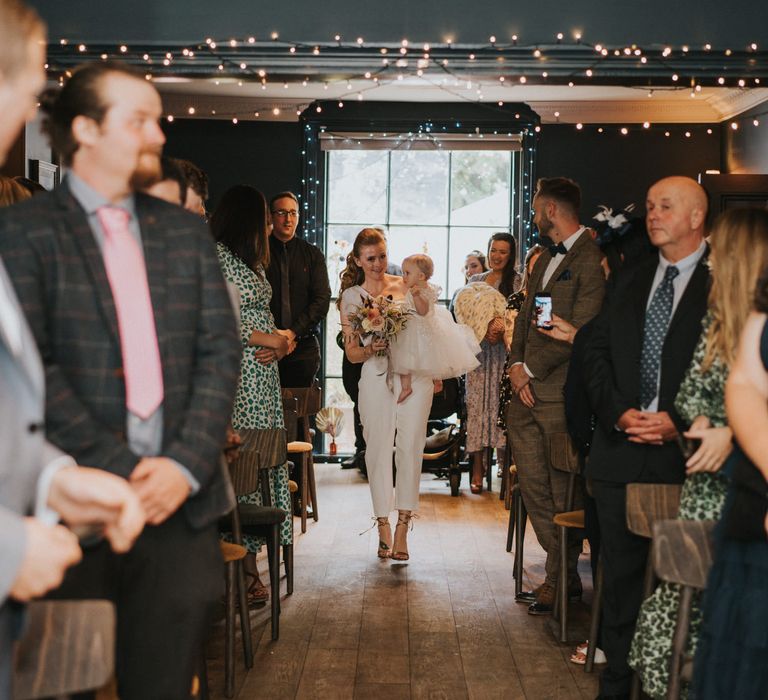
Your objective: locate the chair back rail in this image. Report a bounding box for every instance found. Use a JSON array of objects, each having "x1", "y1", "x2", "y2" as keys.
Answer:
[
  {"x1": 652, "y1": 519, "x2": 716, "y2": 590},
  {"x1": 14, "y1": 600, "x2": 115, "y2": 700},
  {"x1": 281, "y1": 397, "x2": 300, "y2": 442},
  {"x1": 281, "y1": 382, "x2": 322, "y2": 418},
  {"x1": 625, "y1": 483, "x2": 683, "y2": 538},
  {"x1": 229, "y1": 427, "x2": 287, "y2": 496}
]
